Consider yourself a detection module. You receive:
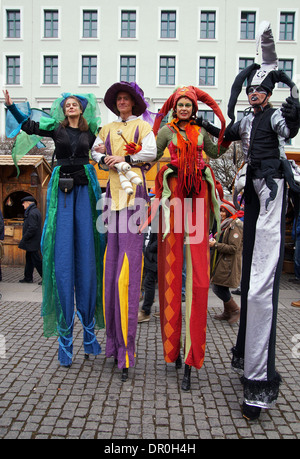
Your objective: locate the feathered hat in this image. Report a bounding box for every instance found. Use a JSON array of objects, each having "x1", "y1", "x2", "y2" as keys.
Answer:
[
  {"x1": 227, "y1": 21, "x2": 299, "y2": 127},
  {"x1": 153, "y1": 85, "x2": 226, "y2": 151}
]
